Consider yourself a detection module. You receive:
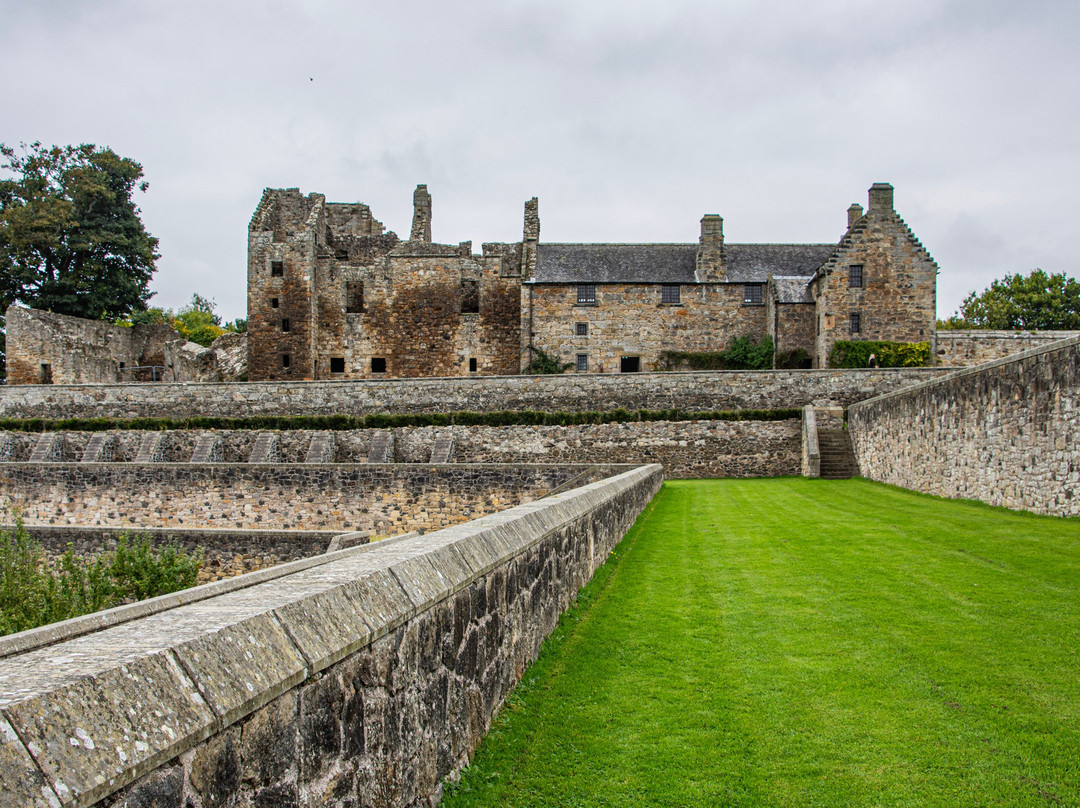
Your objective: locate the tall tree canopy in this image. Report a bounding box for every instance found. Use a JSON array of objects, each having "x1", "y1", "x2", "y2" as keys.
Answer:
[
  {"x1": 944, "y1": 269, "x2": 1080, "y2": 329},
  {"x1": 0, "y1": 142, "x2": 158, "y2": 320}
]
